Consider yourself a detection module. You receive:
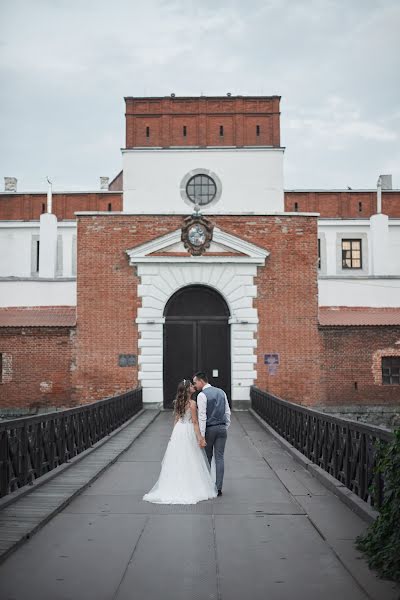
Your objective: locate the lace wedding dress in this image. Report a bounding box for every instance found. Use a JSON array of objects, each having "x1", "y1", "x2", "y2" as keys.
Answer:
[{"x1": 143, "y1": 404, "x2": 218, "y2": 504}]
